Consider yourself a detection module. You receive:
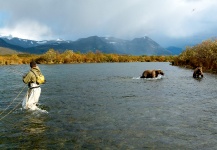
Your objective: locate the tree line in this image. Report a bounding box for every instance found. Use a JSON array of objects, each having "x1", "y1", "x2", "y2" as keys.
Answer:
[
  {"x1": 172, "y1": 39, "x2": 217, "y2": 73},
  {"x1": 2, "y1": 39, "x2": 217, "y2": 73},
  {"x1": 0, "y1": 49, "x2": 174, "y2": 65}
]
